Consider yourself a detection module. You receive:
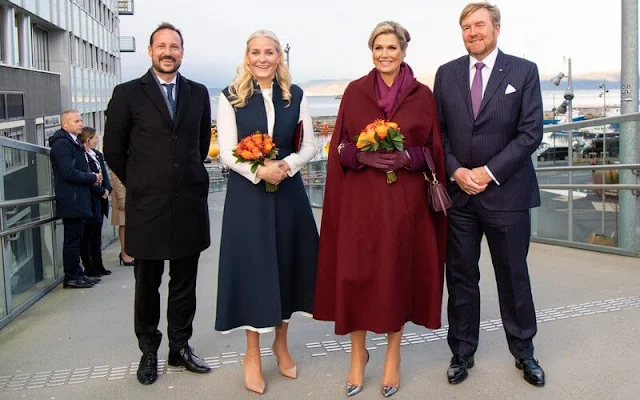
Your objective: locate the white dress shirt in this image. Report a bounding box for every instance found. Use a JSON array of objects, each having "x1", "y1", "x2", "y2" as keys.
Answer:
[
  {"x1": 217, "y1": 86, "x2": 317, "y2": 184},
  {"x1": 68, "y1": 132, "x2": 89, "y2": 163},
  {"x1": 86, "y1": 148, "x2": 101, "y2": 173},
  {"x1": 468, "y1": 47, "x2": 500, "y2": 186}
]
